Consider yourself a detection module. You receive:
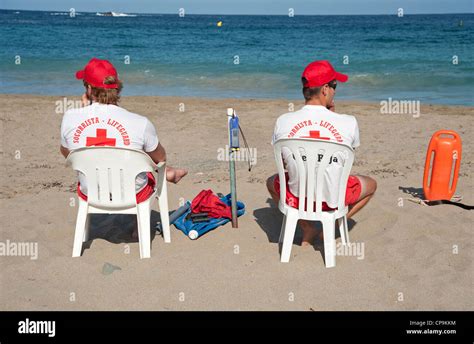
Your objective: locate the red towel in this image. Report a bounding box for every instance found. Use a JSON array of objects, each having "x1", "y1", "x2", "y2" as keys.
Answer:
[{"x1": 191, "y1": 189, "x2": 232, "y2": 219}]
